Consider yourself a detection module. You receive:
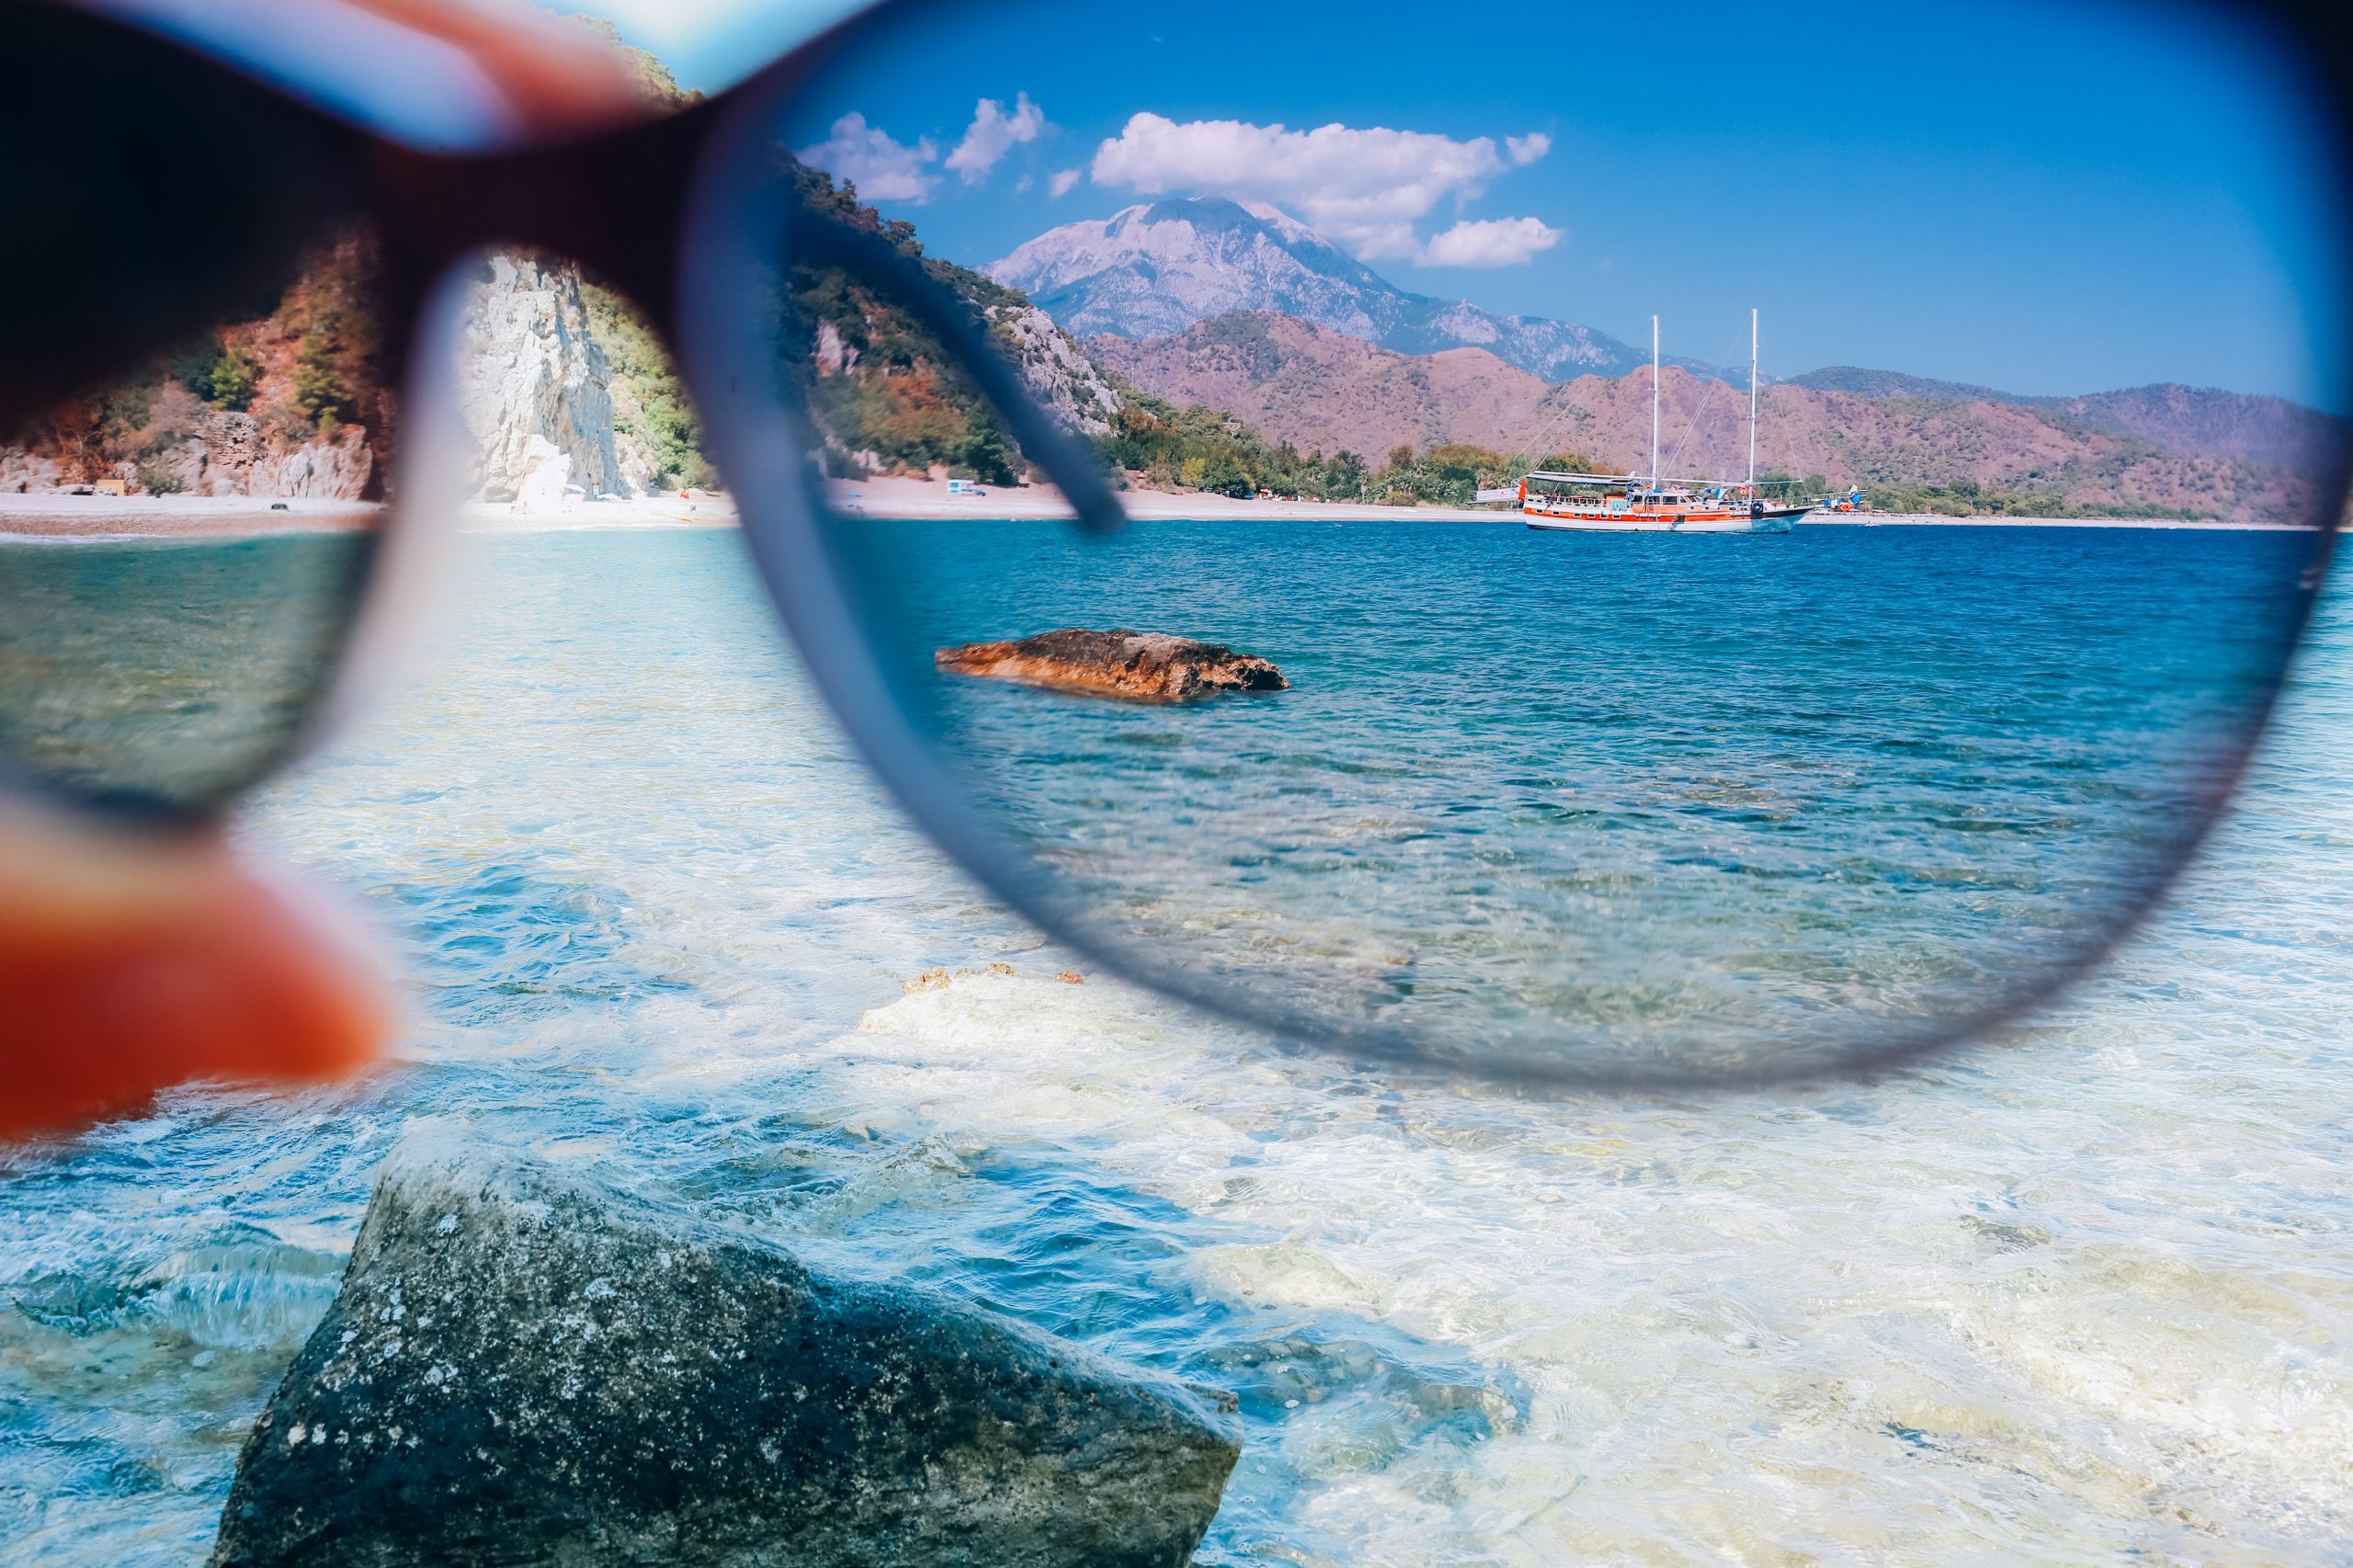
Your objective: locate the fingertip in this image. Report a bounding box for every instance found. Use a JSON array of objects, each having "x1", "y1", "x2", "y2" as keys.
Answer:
[{"x1": 0, "y1": 826, "x2": 395, "y2": 1141}]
